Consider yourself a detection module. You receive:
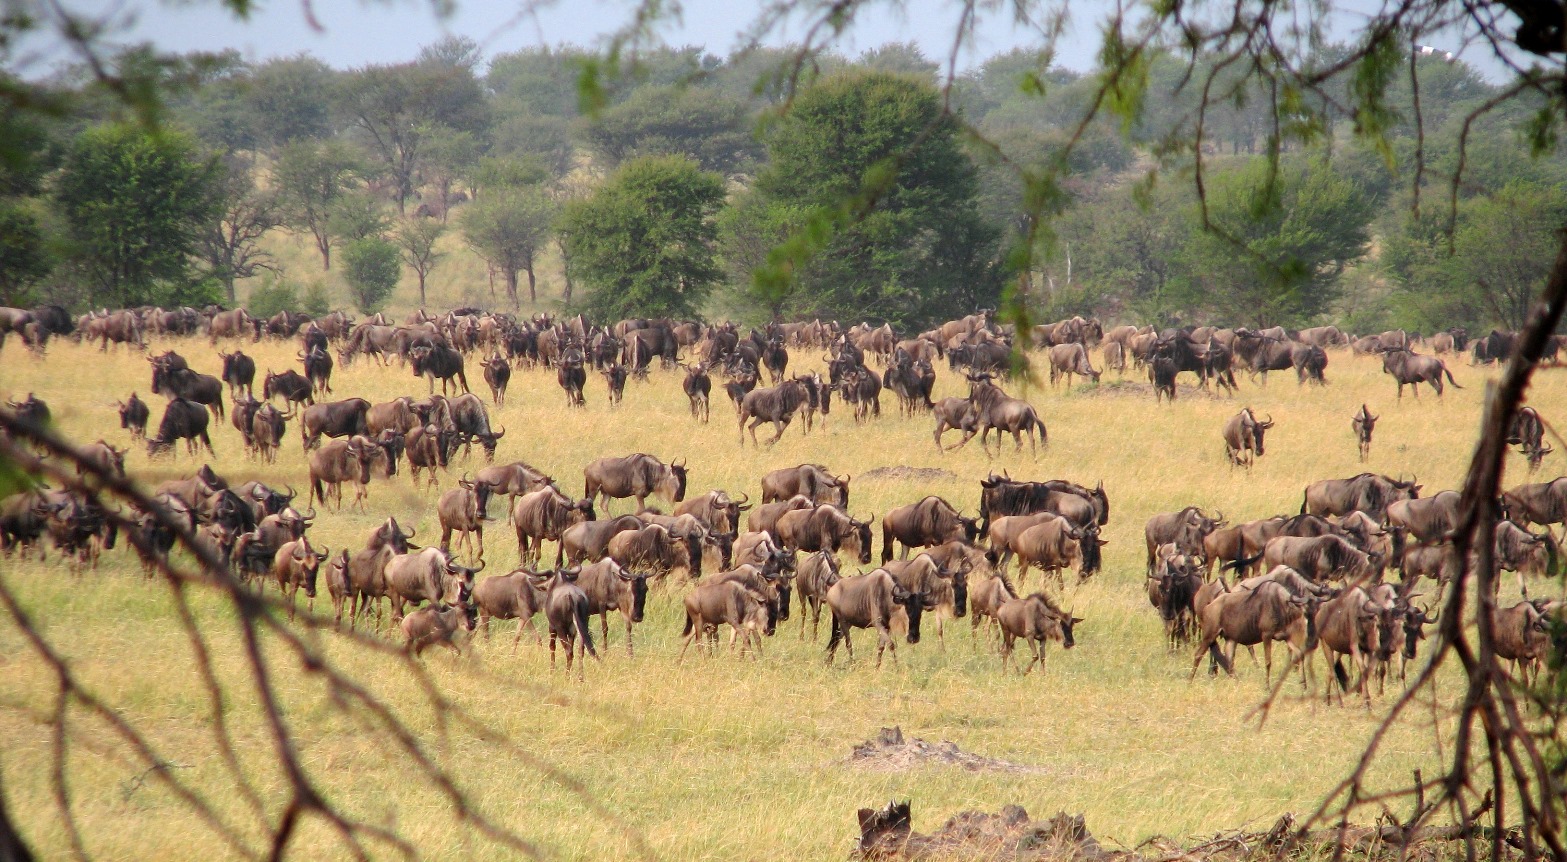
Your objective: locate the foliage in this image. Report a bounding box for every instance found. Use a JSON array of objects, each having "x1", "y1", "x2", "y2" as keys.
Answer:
[
  {"x1": 54, "y1": 123, "x2": 221, "y2": 308},
  {"x1": 461, "y1": 184, "x2": 556, "y2": 308},
  {"x1": 393, "y1": 218, "x2": 447, "y2": 305},
  {"x1": 730, "y1": 71, "x2": 1000, "y2": 328},
  {"x1": 340, "y1": 236, "x2": 401, "y2": 313},
  {"x1": 0, "y1": 199, "x2": 50, "y2": 306},
  {"x1": 246, "y1": 274, "x2": 299, "y2": 319},
  {"x1": 328, "y1": 190, "x2": 391, "y2": 246},
  {"x1": 198, "y1": 153, "x2": 281, "y2": 302},
  {"x1": 578, "y1": 85, "x2": 762, "y2": 176},
  {"x1": 300, "y1": 280, "x2": 333, "y2": 317},
  {"x1": 274, "y1": 139, "x2": 361, "y2": 270},
  {"x1": 561, "y1": 155, "x2": 725, "y2": 319}
]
